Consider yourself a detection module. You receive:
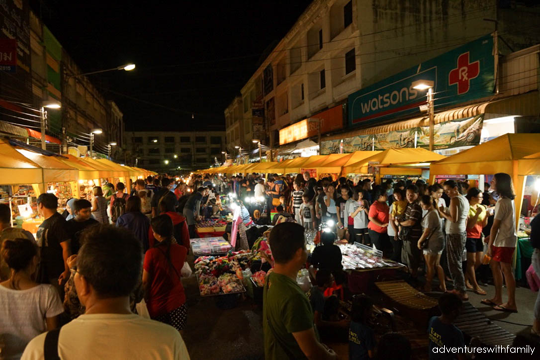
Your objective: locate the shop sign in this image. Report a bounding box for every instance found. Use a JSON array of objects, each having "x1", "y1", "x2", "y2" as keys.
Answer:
[
  {"x1": 0, "y1": 39, "x2": 17, "y2": 72},
  {"x1": 252, "y1": 100, "x2": 265, "y2": 140},
  {"x1": 279, "y1": 105, "x2": 344, "y2": 145},
  {"x1": 348, "y1": 35, "x2": 494, "y2": 127},
  {"x1": 322, "y1": 115, "x2": 483, "y2": 154}
]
